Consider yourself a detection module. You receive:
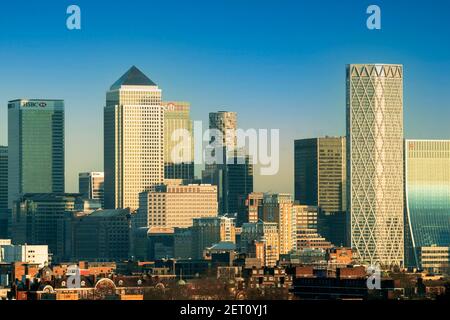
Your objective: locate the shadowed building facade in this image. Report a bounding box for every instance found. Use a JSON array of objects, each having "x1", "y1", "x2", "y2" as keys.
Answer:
[{"x1": 8, "y1": 99, "x2": 65, "y2": 208}]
